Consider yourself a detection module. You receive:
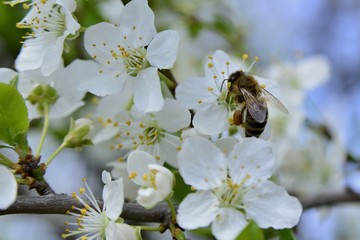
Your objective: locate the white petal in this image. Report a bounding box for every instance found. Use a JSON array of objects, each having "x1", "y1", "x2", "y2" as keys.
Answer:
[
  {"x1": 40, "y1": 37, "x2": 64, "y2": 76},
  {"x1": 49, "y1": 97, "x2": 84, "y2": 119},
  {"x1": 0, "y1": 68, "x2": 17, "y2": 83},
  {"x1": 228, "y1": 138, "x2": 274, "y2": 186},
  {"x1": 205, "y1": 50, "x2": 238, "y2": 81},
  {"x1": 296, "y1": 55, "x2": 331, "y2": 89},
  {"x1": 193, "y1": 104, "x2": 229, "y2": 135},
  {"x1": 133, "y1": 67, "x2": 164, "y2": 113},
  {"x1": 212, "y1": 208, "x2": 248, "y2": 240},
  {"x1": 175, "y1": 77, "x2": 218, "y2": 110},
  {"x1": 103, "y1": 177, "x2": 124, "y2": 220},
  {"x1": 102, "y1": 170, "x2": 112, "y2": 184},
  {"x1": 136, "y1": 187, "x2": 163, "y2": 209},
  {"x1": 158, "y1": 136, "x2": 180, "y2": 168},
  {"x1": 106, "y1": 222, "x2": 138, "y2": 240},
  {"x1": 55, "y1": 59, "x2": 99, "y2": 100},
  {"x1": 178, "y1": 137, "x2": 227, "y2": 190},
  {"x1": 151, "y1": 164, "x2": 174, "y2": 198},
  {"x1": 244, "y1": 181, "x2": 303, "y2": 229},
  {"x1": 147, "y1": 30, "x2": 179, "y2": 69},
  {"x1": 127, "y1": 150, "x2": 157, "y2": 185},
  {"x1": 0, "y1": 166, "x2": 17, "y2": 210},
  {"x1": 154, "y1": 99, "x2": 190, "y2": 132},
  {"x1": 93, "y1": 125, "x2": 120, "y2": 144},
  {"x1": 79, "y1": 70, "x2": 125, "y2": 96},
  {"x1": 215, "y1": 137, "x2": 240, "y2": 157},
  {"x1": 56, "y1": 0, "x2": 77, "y2": 12},
  {"x1": 15, "y1": 36, "x2": 48, "y2": 72},
  {"x1": 119, "y1": 0, "x2": 156, "y2": 47},
  {"x1": 177, "y1": 191, "x2": 219, "y2": 229},
  {"x1": 84, "y1": 22, "x2": 123, "y2": 65}
]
